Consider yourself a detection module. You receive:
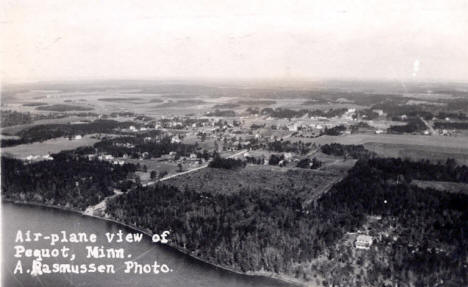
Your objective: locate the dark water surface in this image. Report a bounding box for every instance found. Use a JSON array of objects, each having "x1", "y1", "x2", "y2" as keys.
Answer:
[{"x1": 2, "y1": 203, "x2": 292, "y2": 287}]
